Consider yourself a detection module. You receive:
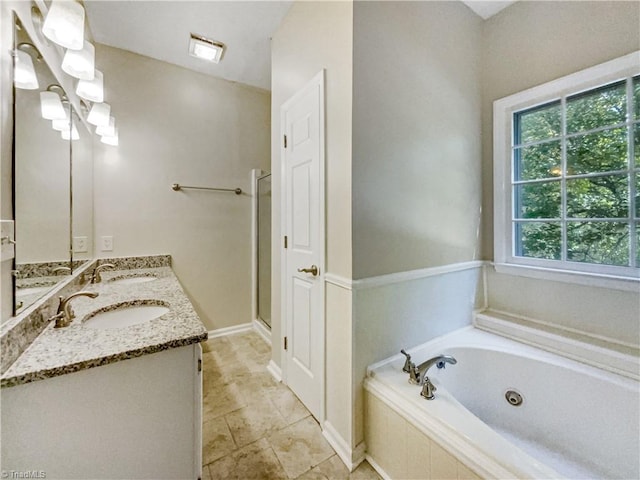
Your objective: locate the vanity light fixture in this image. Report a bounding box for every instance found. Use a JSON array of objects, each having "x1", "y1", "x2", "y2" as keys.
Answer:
[
  {"x1": 13, "y1": 44, "x2": 39, "y2": 90},
  {"x1": 61, "y1": 124, "x2": 79, "y2": 140},
  {"x1": 40, "y1": 91, "x2": 67, "y2": 120},
  {"x1": 61, "y1": 40, "x2": 95, "y2": 80},
  {"x1": 188, "y1": 33, "x2": 225, "y2": 63},
  {"x1": 96, "y1": 116, "x2": 115, "y2": 136},
  {"x1": 42, "y1": 0, "x2": 85, "y2": 50},
  {"x1": 100, "y1": 128, "x2": 119, "y2": 146},
  {"x1": 52, "y1": 117, "x2": 71, "y2": 131},
  {"x1": 87, "y1": 102, "x2": 111, "y2": 127},
  {"x1": 76, "y1": 69, "x2": 104, "y2": 102}
]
